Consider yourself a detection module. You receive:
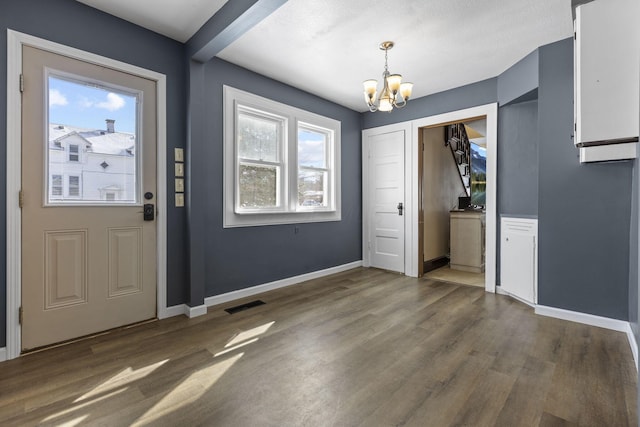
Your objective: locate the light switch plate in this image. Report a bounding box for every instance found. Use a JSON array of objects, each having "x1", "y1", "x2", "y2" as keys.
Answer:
[
  {"x1": 174, "y1": 148, "x2": 184, "y2": 162},
  {"x1": 175, "y1": 193, "x2": 185, "y2": 207},
  {"x1": 175, "y1": 178, "x2": 184, "y2": 192},
  {"x1": 175, "y1": 163, "x2": 184, "y2": 177}
]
